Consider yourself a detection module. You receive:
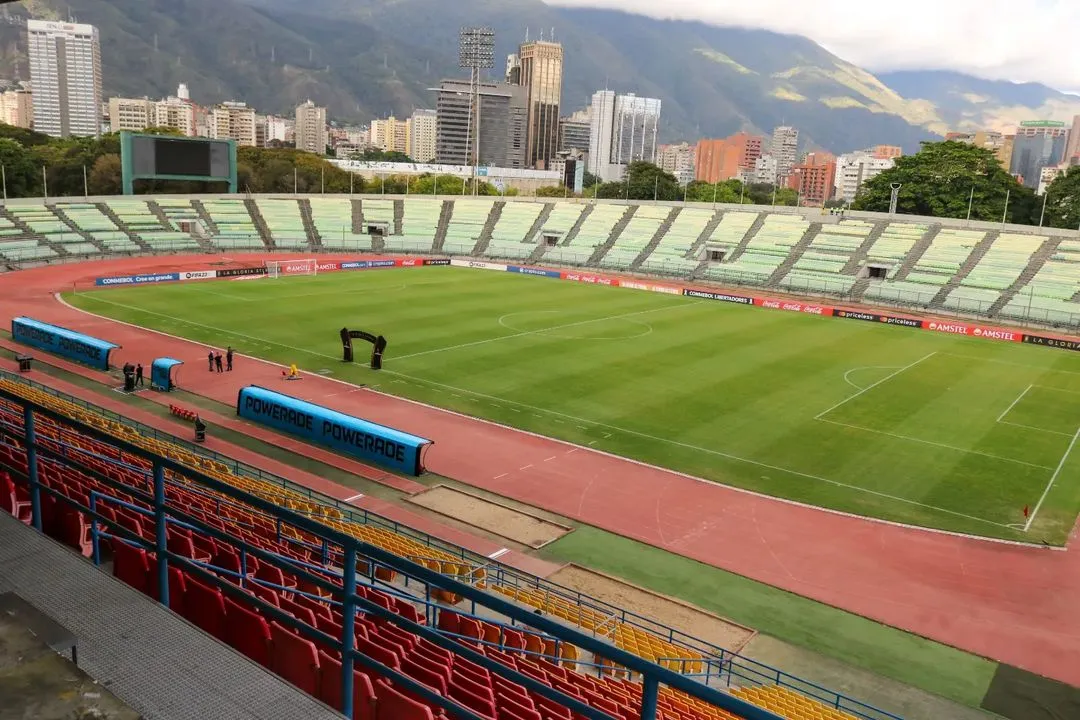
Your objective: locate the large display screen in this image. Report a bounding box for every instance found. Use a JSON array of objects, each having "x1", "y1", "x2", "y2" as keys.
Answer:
[{"x1": 154, "y1": 138, "x2": 212, "y2": 177}]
